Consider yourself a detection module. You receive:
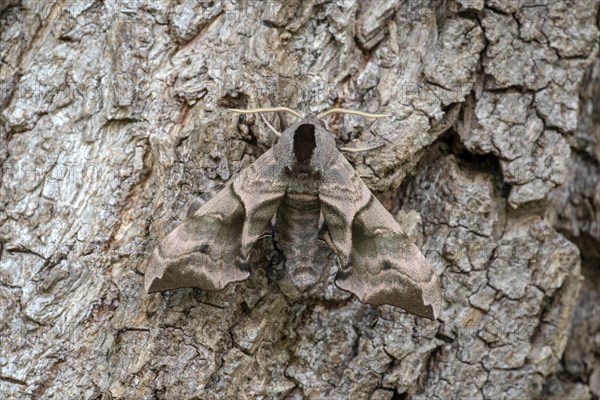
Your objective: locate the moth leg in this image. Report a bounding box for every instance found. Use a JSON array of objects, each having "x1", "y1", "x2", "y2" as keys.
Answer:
[
  {"x1": 339, "y1": 143, "x2": 385, "y2": 153},
  {"x1": 259, "y1": 113, "x2": 281, "y2": 137}
]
